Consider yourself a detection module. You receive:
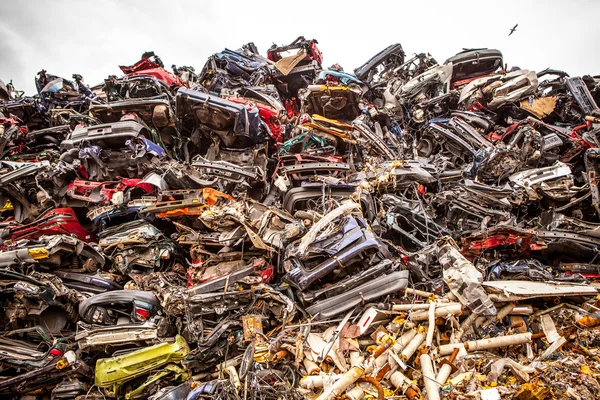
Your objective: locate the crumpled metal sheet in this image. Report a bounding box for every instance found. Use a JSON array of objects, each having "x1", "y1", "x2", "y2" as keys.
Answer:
[{"x1": 438, "y1": 239, "x2": 497, "y2": 317}]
